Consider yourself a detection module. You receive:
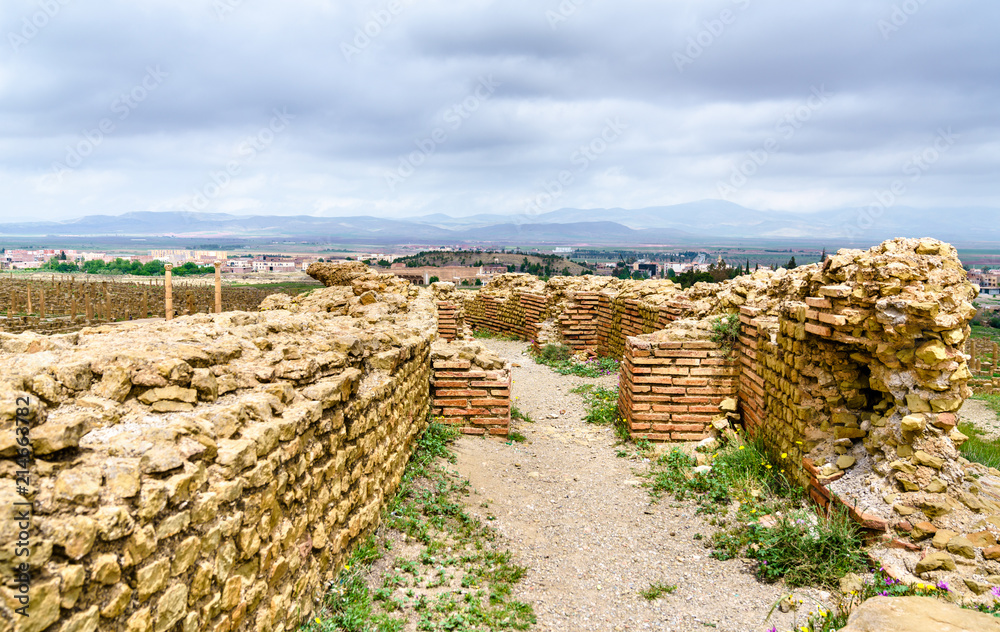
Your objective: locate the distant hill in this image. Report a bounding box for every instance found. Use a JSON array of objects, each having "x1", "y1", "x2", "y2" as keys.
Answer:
[{"x1": 2, "y1": 202, "x2": 997, "y2": 245}]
